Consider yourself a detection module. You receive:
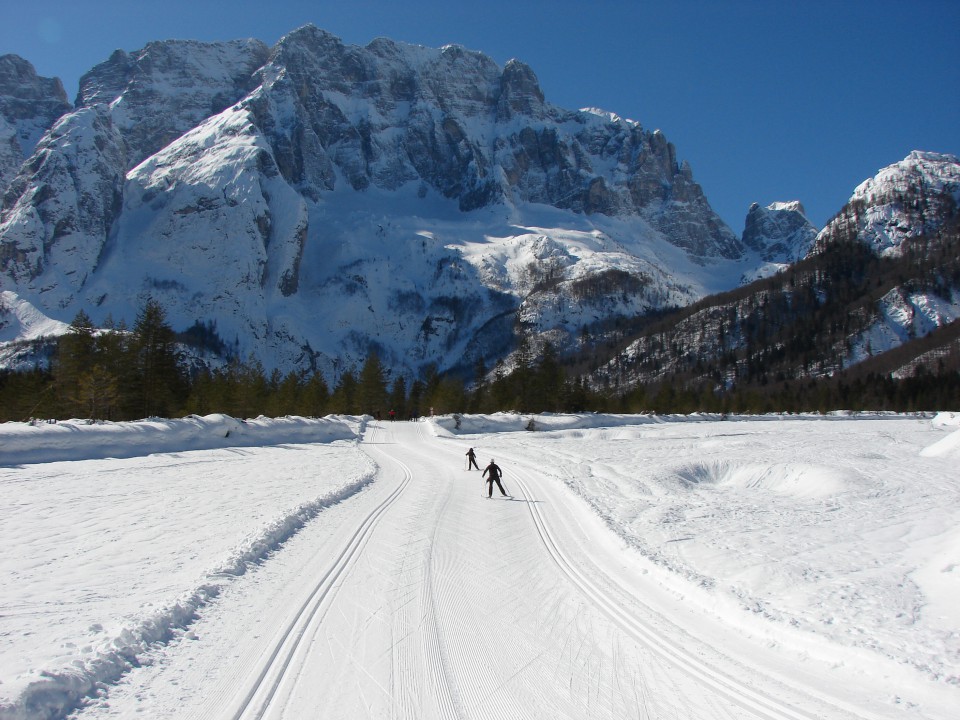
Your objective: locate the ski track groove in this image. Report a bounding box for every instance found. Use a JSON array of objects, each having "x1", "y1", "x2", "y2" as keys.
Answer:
[
  {"x1": 226, "y1": 423, "x2": 411, "y2": 720},
  {"x1": 370, "y1": 420, "x2": 462, "y2": 720},
  {"x1": 426, "y1": 481, "x2": 488, "y2": 720},
  {"x1": 502, "y1": 458, "x2": 874, "y2": 720},
  {"x1": 421, "y1": 479, "x2": 465, "y2": 720}
]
